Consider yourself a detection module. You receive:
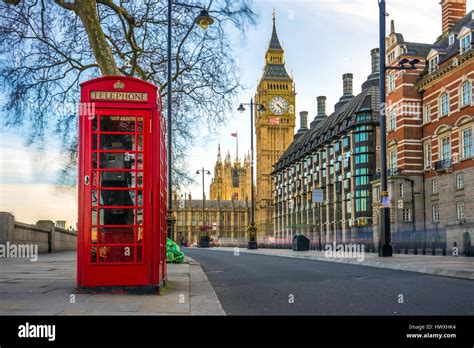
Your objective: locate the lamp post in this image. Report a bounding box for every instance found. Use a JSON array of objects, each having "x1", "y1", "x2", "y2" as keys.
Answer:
[
  {"x1": 238, "y1": 99, "x2": 266, "y2": 249},
  {"x1": 166, "y1": 1, "x2": 214, "y2": 240},
  {"x1": 196, "y1": 168, "x2": 211, "y2": 246},
  {"x1": 378, "y1": 0, "x2": 419, "y2": 257}
]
